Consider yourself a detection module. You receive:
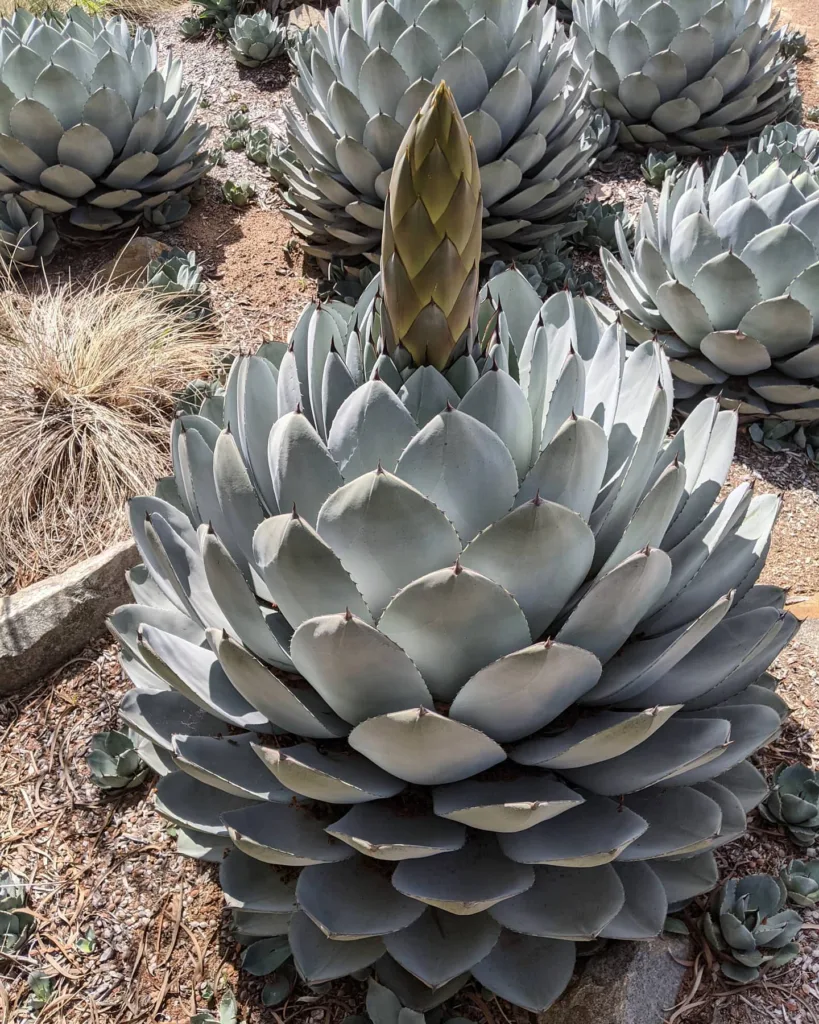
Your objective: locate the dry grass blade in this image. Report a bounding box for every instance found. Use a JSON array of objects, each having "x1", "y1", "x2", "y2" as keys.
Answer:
[{"x1": 0, "y1": 271, "x2": 216, "y2": 589}]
